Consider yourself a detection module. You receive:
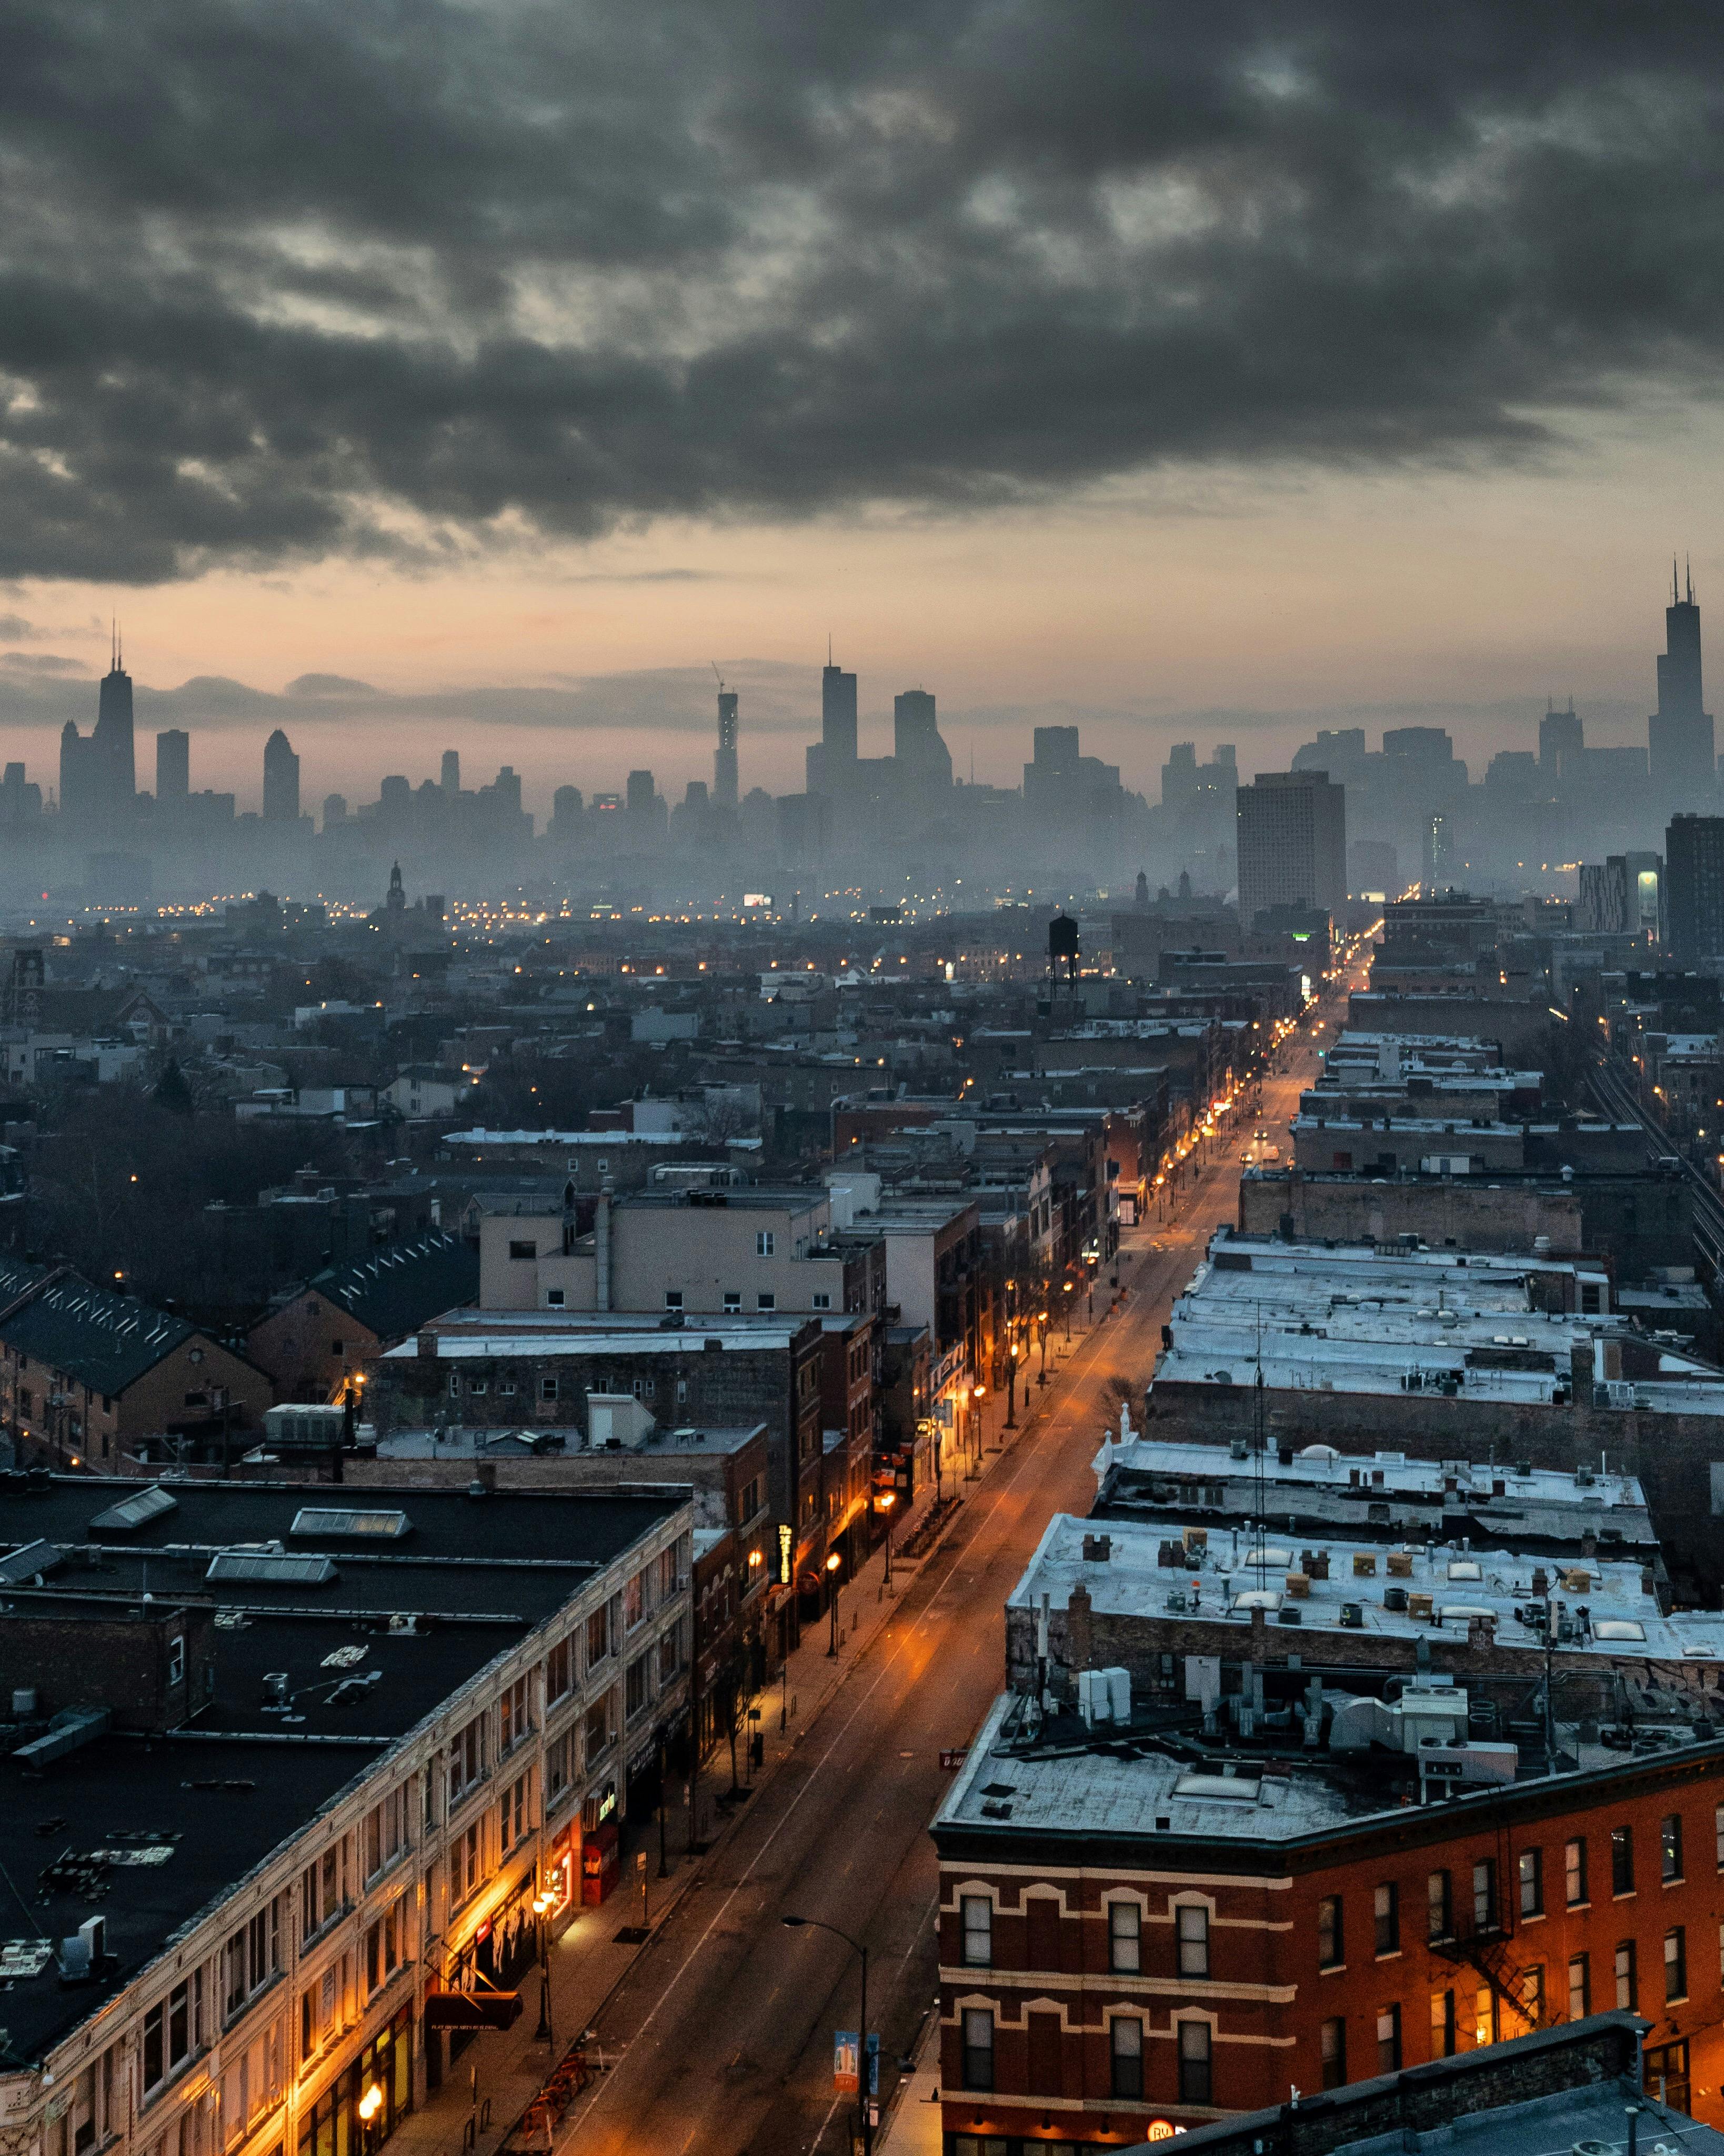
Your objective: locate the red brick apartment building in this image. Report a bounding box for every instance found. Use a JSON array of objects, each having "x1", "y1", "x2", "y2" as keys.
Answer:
[{"x1": 934, "y1": 1690, "x2": 1724, "y2": 2154}]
